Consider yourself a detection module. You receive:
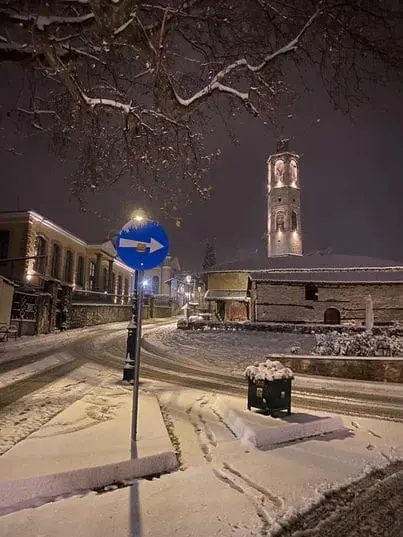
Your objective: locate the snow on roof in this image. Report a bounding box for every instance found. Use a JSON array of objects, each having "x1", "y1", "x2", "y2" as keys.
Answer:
[
  {"x1": 204, "y1": 253, "x2": 403, "y2": 282},
  {"x1": 244, "y1": 359, "x2": 294, "y2": 382},
  {"x1": 250, "y1": 271, "x2": 403, "y2": 283},
  {"x1": 208, "y1": 253, "x2": 403, "y2": 272}
]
